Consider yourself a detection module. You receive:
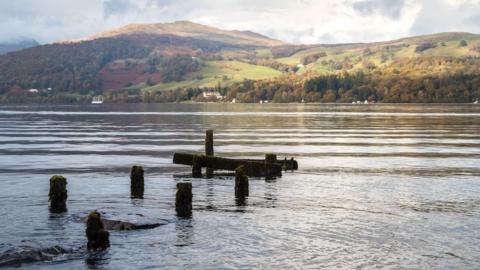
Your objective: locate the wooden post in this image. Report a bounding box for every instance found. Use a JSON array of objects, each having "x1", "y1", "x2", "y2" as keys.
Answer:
[
  {"x1": 265, "y1": 154, "x2": 279, "y2": 180},
  {"x1": 192, "y1": 155, "x2": 202, "y2": 178},
  {"x1": 130, "y1": 165, "x2": 144, "y2": 199},
  {"x1": 175, "y1": 182, "x2": 192, "y2": 218},
  {"x1": 205, "y1": 130, "x2": 214, "y2": 178},
  {"x1": 86, "y1": 210, "x2": 110, "y2": 251},
  {"x1": 49, "y1": 175, "x2": 67, "y2": 213},
  {"x1": 235, "y1": 166, "x2": 249, "y2": 197}
]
